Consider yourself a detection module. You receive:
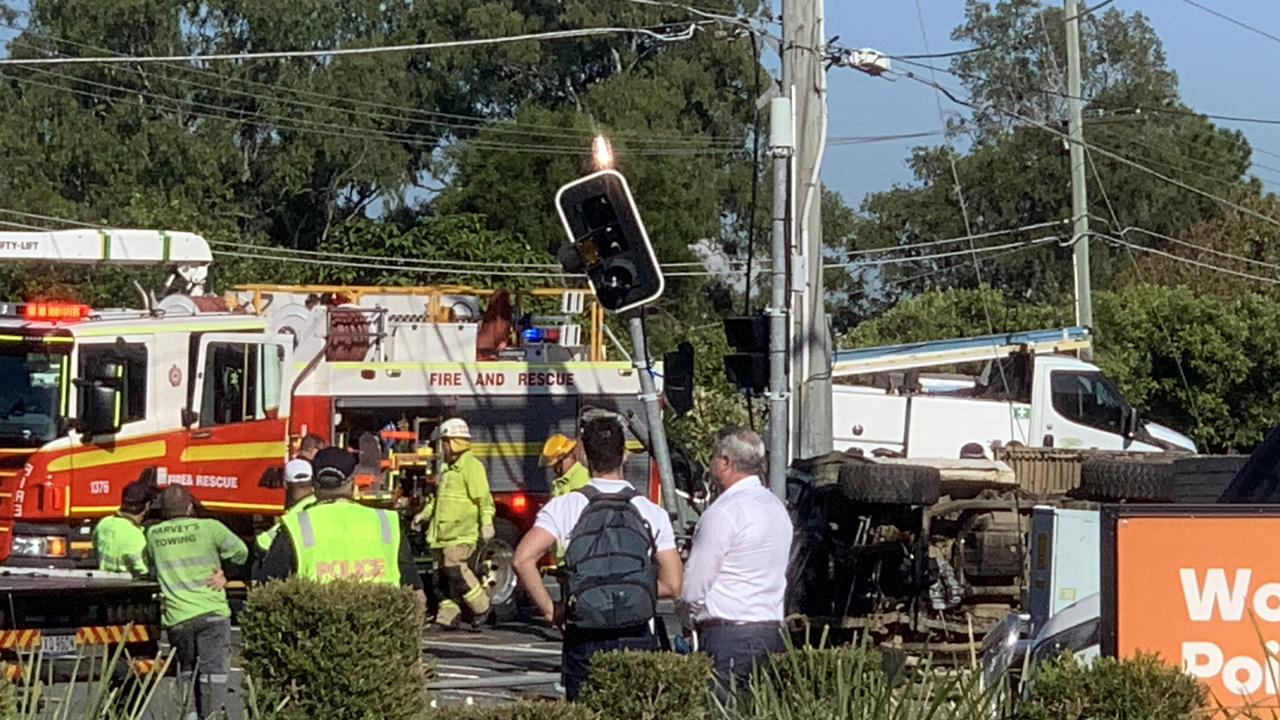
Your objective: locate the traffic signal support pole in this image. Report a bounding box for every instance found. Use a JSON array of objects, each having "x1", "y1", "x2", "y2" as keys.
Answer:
[
  {"x1": 766, "y1": 99, "x2": 794, "y2": 500},
  {"x1": 628, "y1": 314, "x2": 680, "y2": 519}
]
